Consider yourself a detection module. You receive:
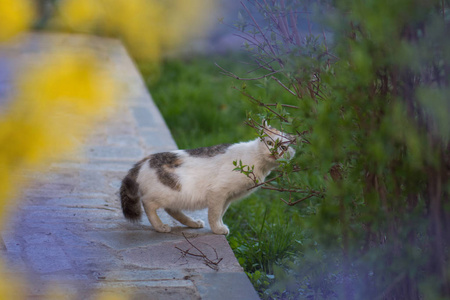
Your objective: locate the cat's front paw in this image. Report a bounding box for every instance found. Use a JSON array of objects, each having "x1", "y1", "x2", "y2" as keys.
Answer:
[
  {"x1": 155, "y1": 224, "x2": 171, "y2": 233},
  {"x1": 212, "y1": 225, "x2": 229, "y2": 235}
]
